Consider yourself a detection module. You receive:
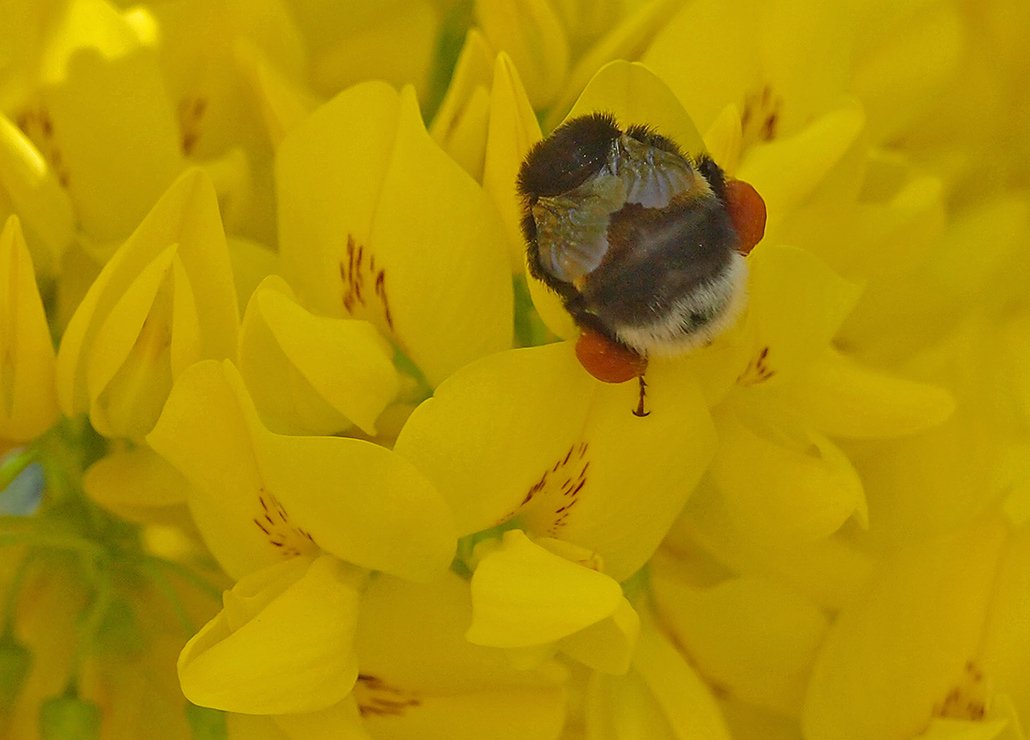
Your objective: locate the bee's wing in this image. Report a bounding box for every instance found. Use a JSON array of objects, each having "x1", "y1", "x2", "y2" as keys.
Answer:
[
  {"x1": 619, "y1": 142, "x2": 704, "y2": 209},
  {"x1": 532, "y1": 179, "x2": 623, "y2": 283}
]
